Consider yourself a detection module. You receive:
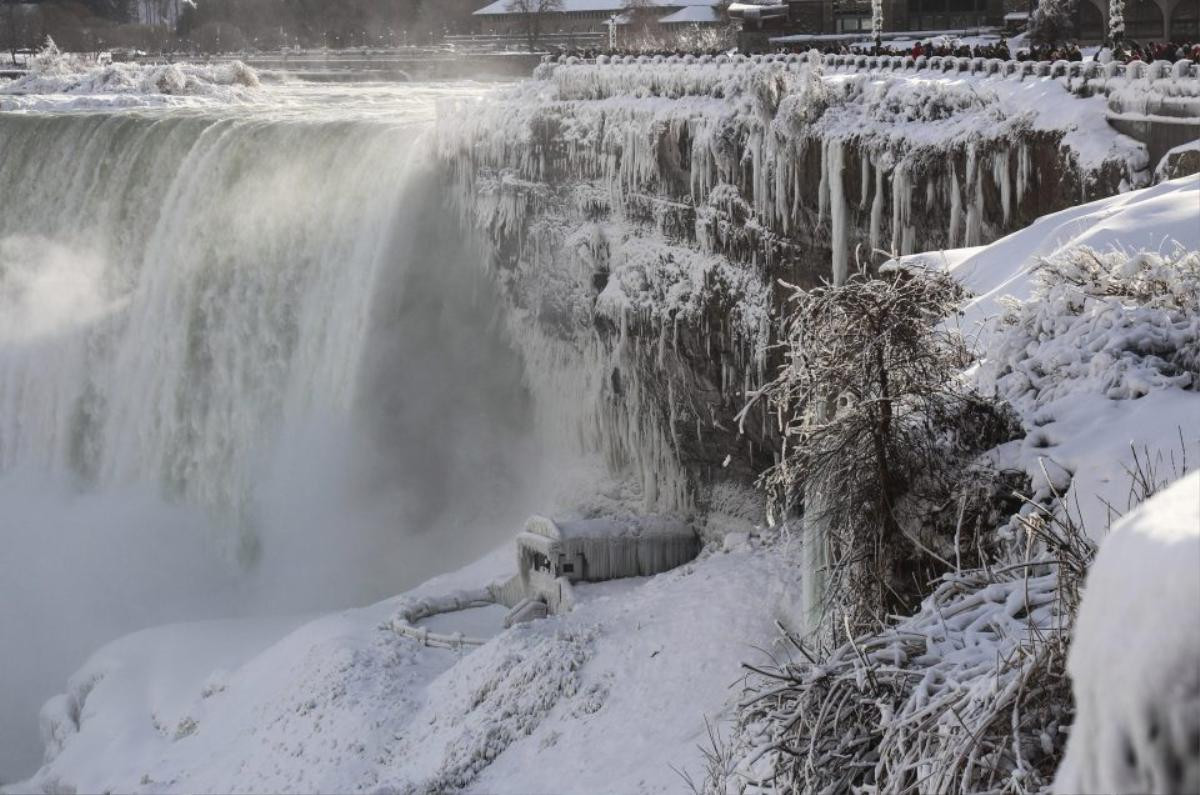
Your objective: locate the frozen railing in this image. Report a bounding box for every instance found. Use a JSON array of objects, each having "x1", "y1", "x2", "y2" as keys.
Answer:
[
  {"x1": 548, "y1": 51, "x2": 1200, "y2": 91},
  {"x1": 390, "y1": 587, "x2": 496, "y2": 650}
]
